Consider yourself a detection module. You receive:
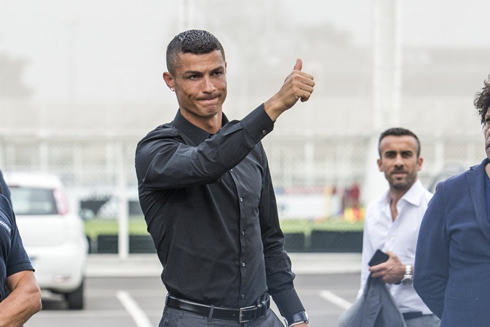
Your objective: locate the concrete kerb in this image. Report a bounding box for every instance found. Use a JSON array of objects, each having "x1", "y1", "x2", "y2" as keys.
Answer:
[{"x1": 85, "y1": 253, "x2": 362, "y2": 278}]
